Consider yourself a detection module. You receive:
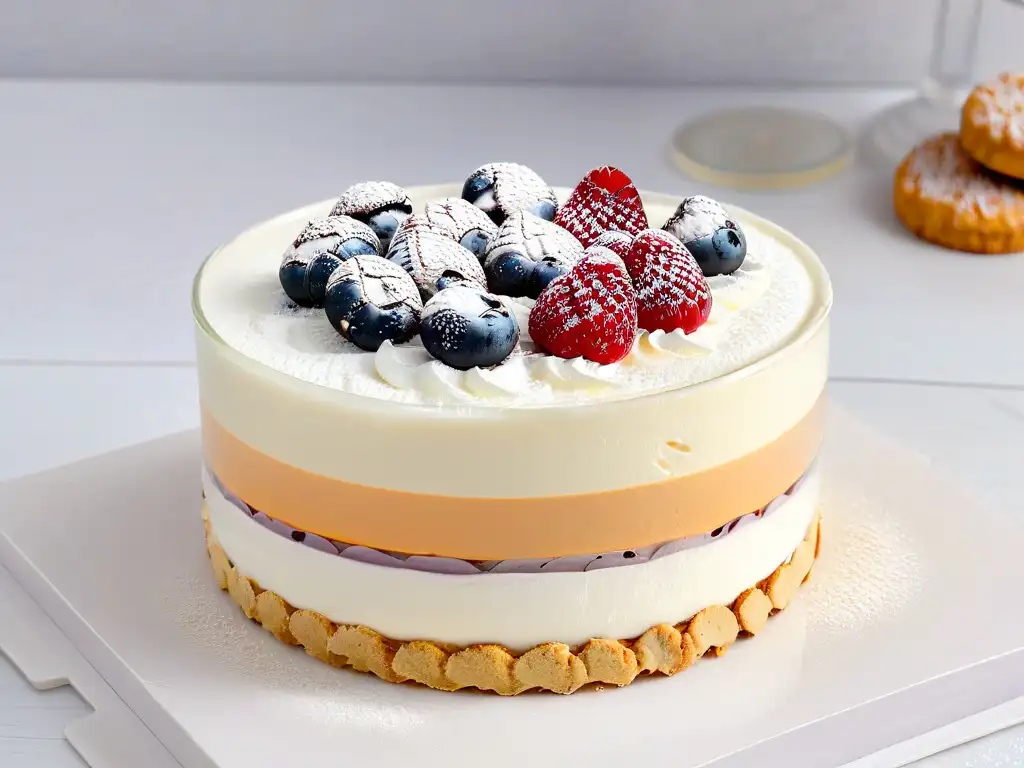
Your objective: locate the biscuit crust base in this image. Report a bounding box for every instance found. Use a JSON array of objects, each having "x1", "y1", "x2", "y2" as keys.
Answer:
[{"x1": 203, "y1": 507, "x2": 820, "y2": 695}]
